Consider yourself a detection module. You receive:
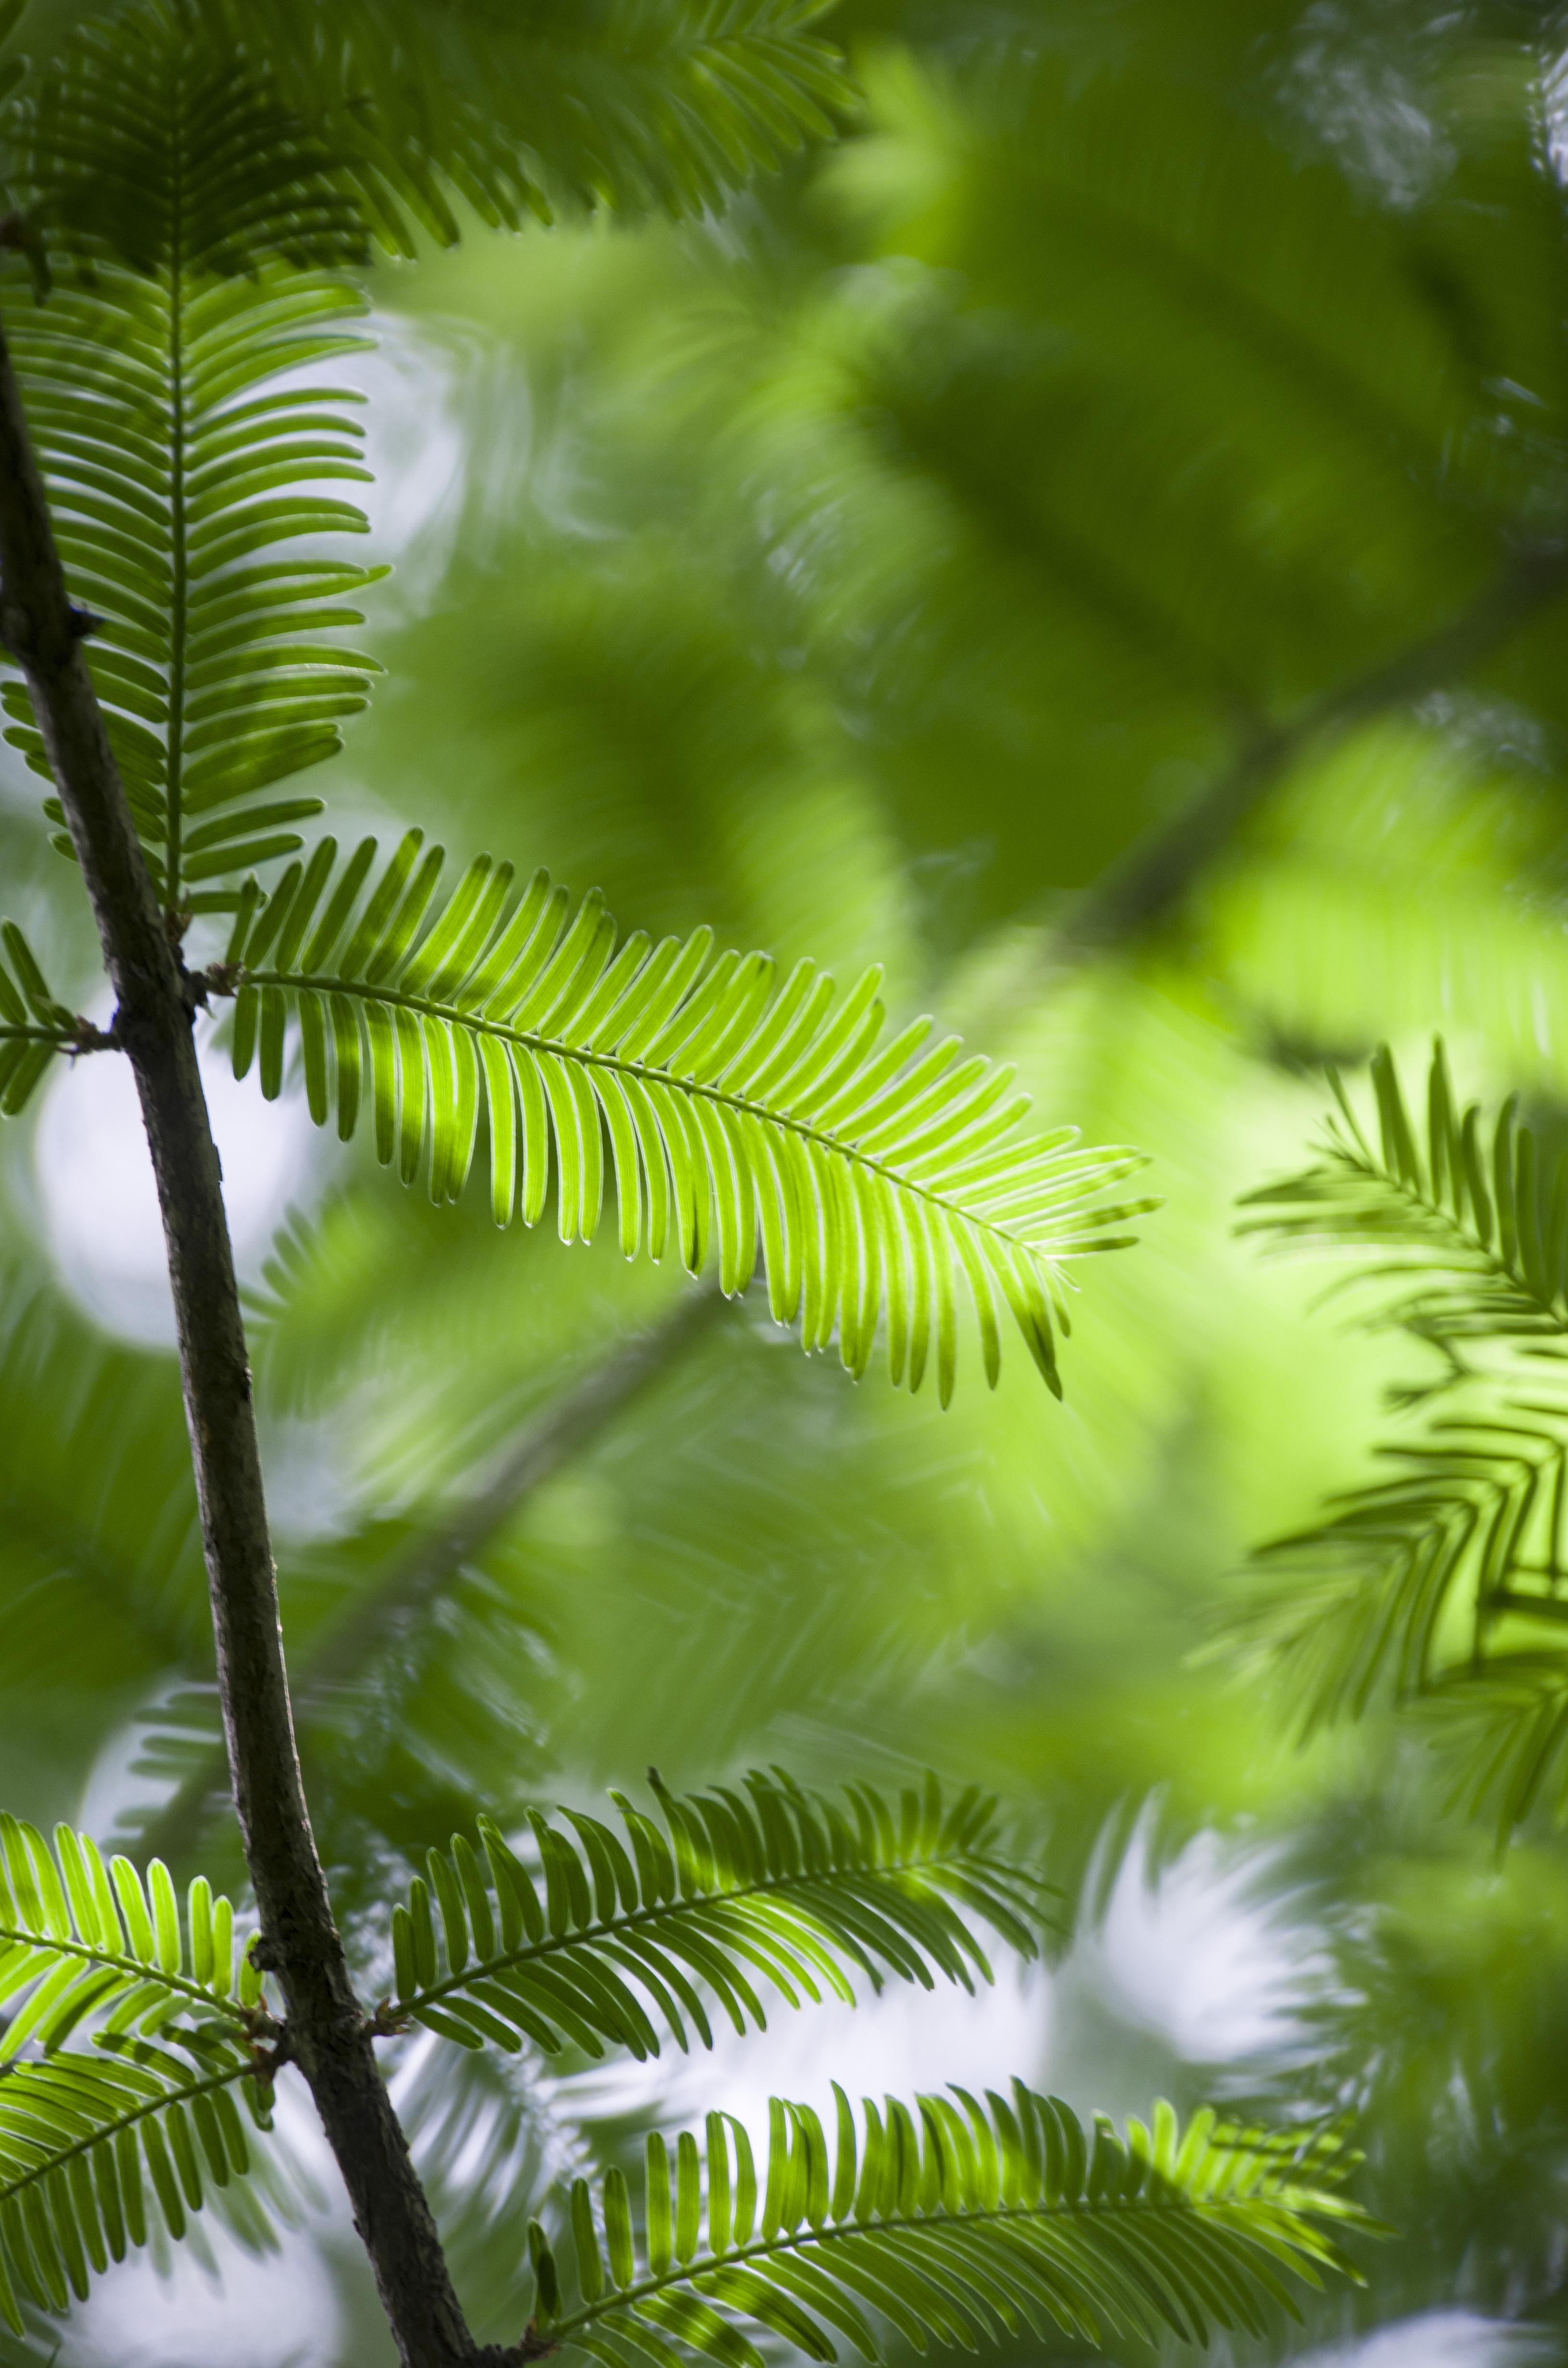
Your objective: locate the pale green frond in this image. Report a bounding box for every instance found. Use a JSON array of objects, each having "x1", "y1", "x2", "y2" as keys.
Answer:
[
  {"x1": 0, "y1": 919, "x2": 82, "y2": 1115},
  {"x1": 523, "y1": 2086, "x2": 1367, "y2": 2362},
  {"x1": 220, "y1": 837, "x2": 1155, "y2": 1399},
  {"x1": 1239, "y1": 1039, "x2": 1568, "y2": 1350},
  {"x1": 0, "y1": 0, "x2": 383, "y2": 913},
  {"x1": 0, "y1": 1818, "x2": 259, "y2": 2056},
  {"x1": 0, "y1": 2025, "x2": 269, "y2": 2331},
  {"x1": 389, "y1": 1770, "x2": 1048, "y2": 2060},
  {"x1": 0, "y1": 1818, "x2": 275, "y2": 2329}
]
